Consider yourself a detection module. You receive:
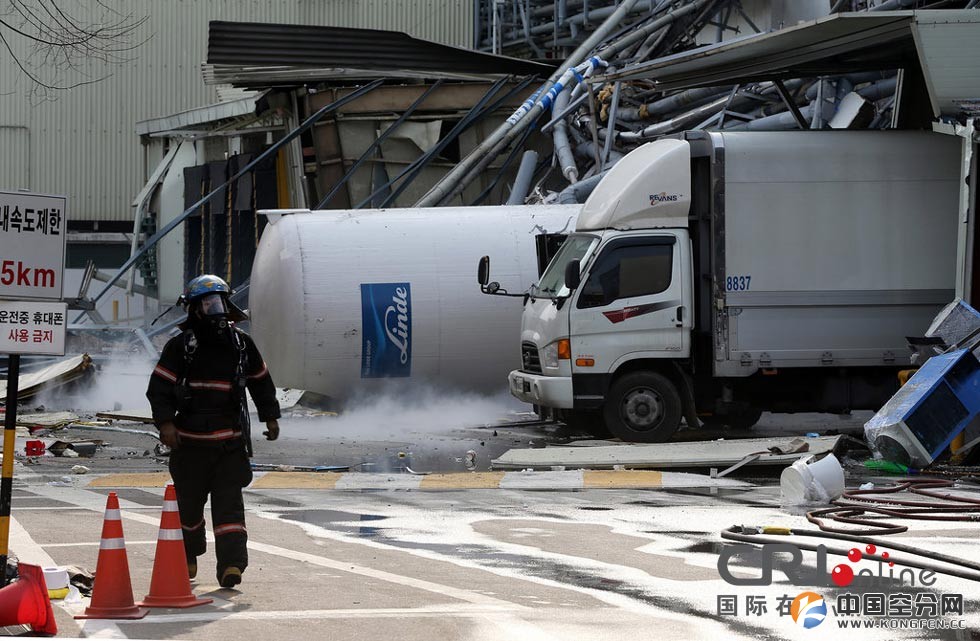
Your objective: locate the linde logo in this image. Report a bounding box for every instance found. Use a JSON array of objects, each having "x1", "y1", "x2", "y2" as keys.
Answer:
[
  {"x1": 717, "y1": 543, "x2": 936, "y2": 588},
  {"x1": 649, "y1": 191, "x2": 680, "y2": 205},
  {"x1": 359, "y1": 282, "x2": 412, "y2": 378},
  {"x1": 385, "y1": 286, "x2": 410, "y2": 365}
]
